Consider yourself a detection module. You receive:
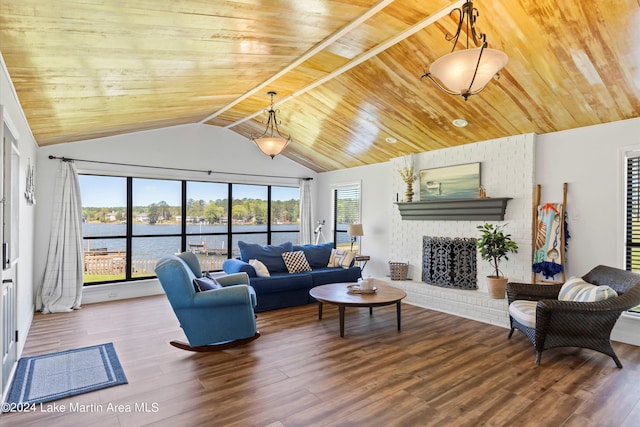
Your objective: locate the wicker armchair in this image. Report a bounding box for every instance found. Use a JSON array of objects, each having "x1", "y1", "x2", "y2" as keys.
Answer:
[{"x1": 507, "y1": 265, "x2": 640, "y2": 368}]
